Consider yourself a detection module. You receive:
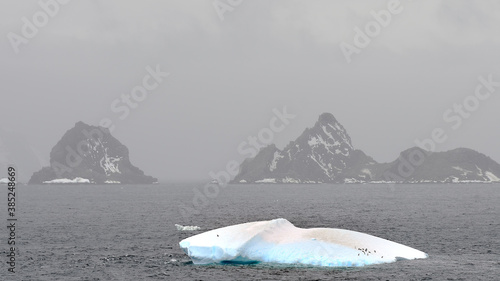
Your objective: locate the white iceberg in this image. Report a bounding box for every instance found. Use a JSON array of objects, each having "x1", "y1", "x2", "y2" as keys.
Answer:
[
  {"x1": 175, "y1": 224, "x2": 202, "y2": 231},
  {"x1": 179, "y1": 218, "x2": 427, "y2": 267},
  {"x1": 255, "y1": 178, "x2": 276, "y2": 183},
  {"x1": 104, "y1": 180, "x2": 121, "y2": 184},
  {"x1": 43, "y1": 177, "x2": 91, "y2": 184}
]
